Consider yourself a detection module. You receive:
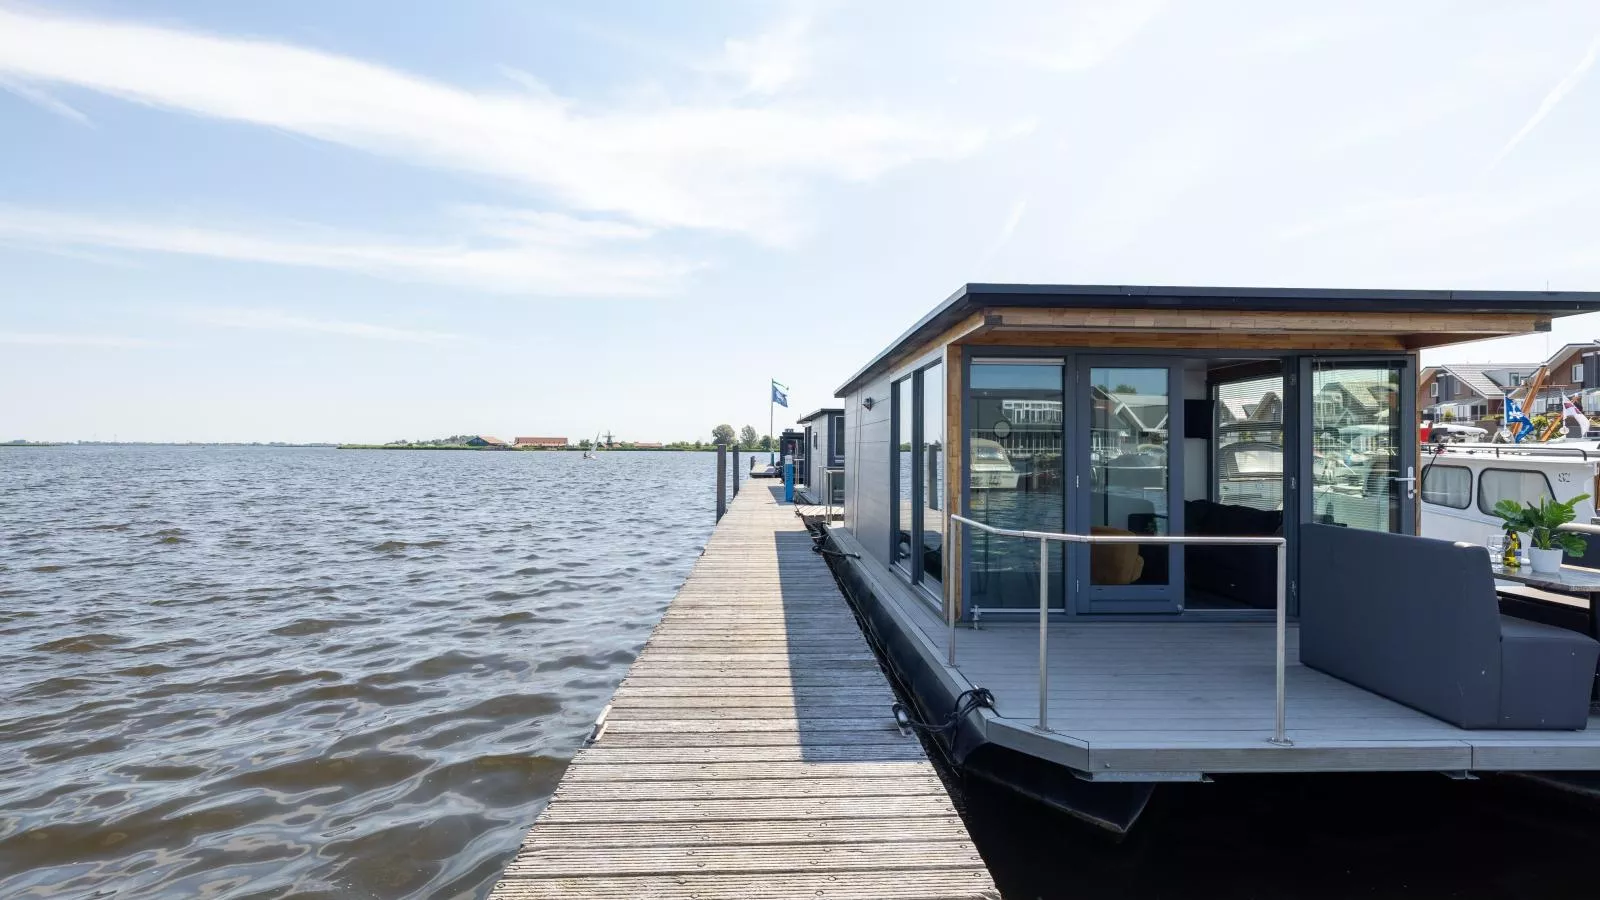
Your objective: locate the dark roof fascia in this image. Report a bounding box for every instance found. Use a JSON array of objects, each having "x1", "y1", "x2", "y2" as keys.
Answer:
[
  {"x1": 833, "y1": 283, "x2": 1600, "y2": 397},
  {"x1": 796, "y1": 407, "x2": 845, "y2": 423}
]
